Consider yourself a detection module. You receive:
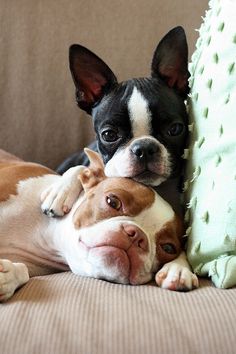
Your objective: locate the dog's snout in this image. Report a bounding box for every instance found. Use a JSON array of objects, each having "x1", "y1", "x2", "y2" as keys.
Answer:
[
  {"x1": 131, "y1": 140, "x2": 159, "y2": 162},
  {"x1": 123, "y1": 224, "x2": 148, "y2": 251}
]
